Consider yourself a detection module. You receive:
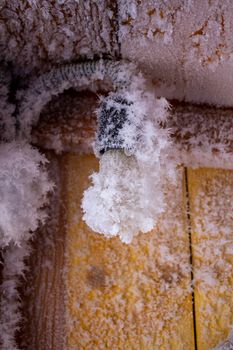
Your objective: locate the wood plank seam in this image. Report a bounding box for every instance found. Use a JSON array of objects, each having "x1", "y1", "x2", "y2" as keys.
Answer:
[
  {"x1": 185, "y1": 167, "x2": 198, "y2": 350},
  {"x1": 187, "y1": 168, "x2": 233, "y2": 349}
]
